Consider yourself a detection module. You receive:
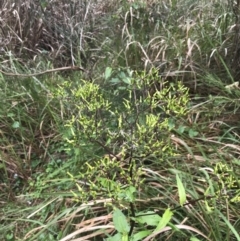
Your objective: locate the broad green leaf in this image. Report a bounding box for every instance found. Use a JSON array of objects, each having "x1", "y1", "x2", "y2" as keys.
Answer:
[
  {"x1": 125, "y1": 186, "x2": 136, "y2": 201},
  {"x1": 12, "y1": 121, "x2": 20, "y2": 129},
  {"x1": 7, "y1": 113, "x2": 15, "y2": 118},
  {"x1": 155, "y1": 208, "x2": 173, "y2": 231},
  {"x1": 105, "y1": 67, "x2": 112, "y2": 80},
  {"x1": 106, "y1": 233, "x2": 122, "y2": 241},
  {"x1": 135, "y1": 212, "x2": 160, "y2": 226},
  {"x1": 132, "y1": 230, "x2": 152, "y2": 241},
  {"x1": 122, "y1": 77, "x2": 132, "y2": 85},
  {"x1": 190, "y1": 237, "x2": 201, "y2": 241},
  {"x1": 110, "y1": 77, "x2": 120, "y2": 84},
  {"x1": 119, "y1": 71, "x2": 126, "y2": 79},
  {"x1": 168, "y1": 118, "x2": 175, "y2": 130},
  {"x1": 188, "y1": 129, "x2": 198, "y2": 138},
  {"x1": 113, "y1": 208, "x2": 130, "y2": 234},
  {"x1": 176, "y1": 174, "x2": 186, "y2": 206},
  {"x1": 177, "y1": 125, "x2": 186, "y2": 134},
  {"x1": 118, "y1": 186, "x2": 136, "y2": 202}
]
